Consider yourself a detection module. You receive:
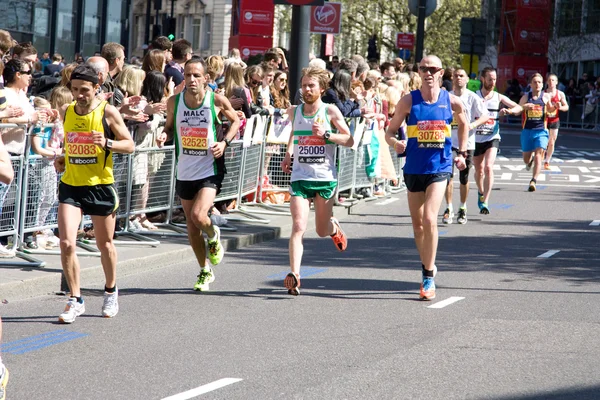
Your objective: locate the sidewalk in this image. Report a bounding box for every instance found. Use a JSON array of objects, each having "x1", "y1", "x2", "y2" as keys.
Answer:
[{"x1": 0, "y1": 205, "x2": 328, "y2": 303}]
